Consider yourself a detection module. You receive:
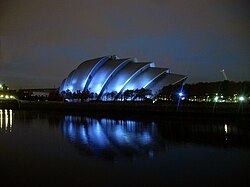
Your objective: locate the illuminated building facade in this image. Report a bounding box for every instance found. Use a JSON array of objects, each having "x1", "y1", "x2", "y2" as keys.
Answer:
[{"x1": 59, "y1": 55, "x2": 187, "y2": 100}]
